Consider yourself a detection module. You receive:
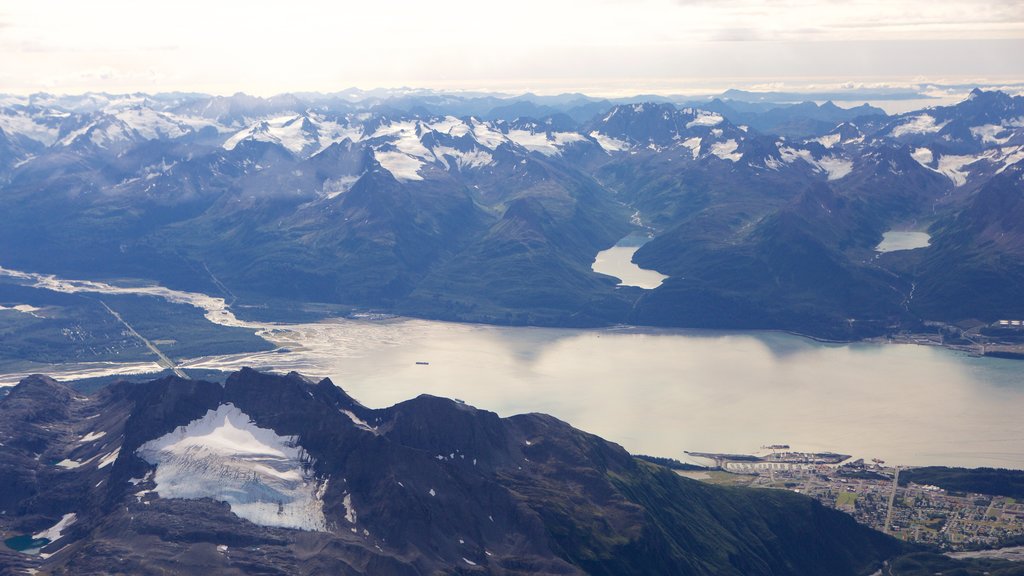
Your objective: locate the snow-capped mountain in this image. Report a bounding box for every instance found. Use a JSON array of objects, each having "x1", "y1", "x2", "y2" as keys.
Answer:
[{"x1": 0, "y1": 88, "x2": 1022, "y2": 337}]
